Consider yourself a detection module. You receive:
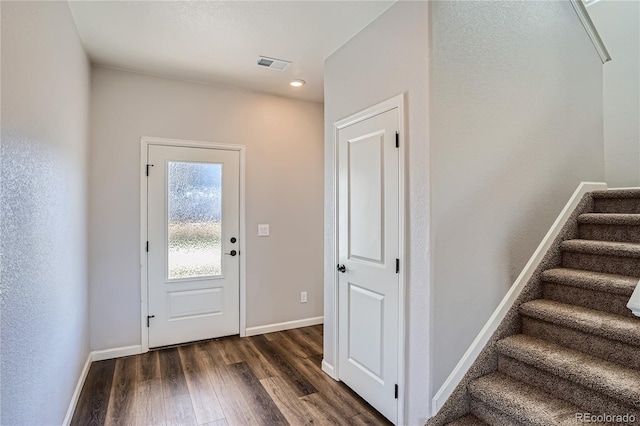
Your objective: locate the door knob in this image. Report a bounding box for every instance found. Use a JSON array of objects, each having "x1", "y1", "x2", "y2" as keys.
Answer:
[
  {"x1": 225, "y1": 250, "x2": 238, "y2": 256},
  {"x1": 337, "y1": 264, "x2": 346, "y2": 273}
]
